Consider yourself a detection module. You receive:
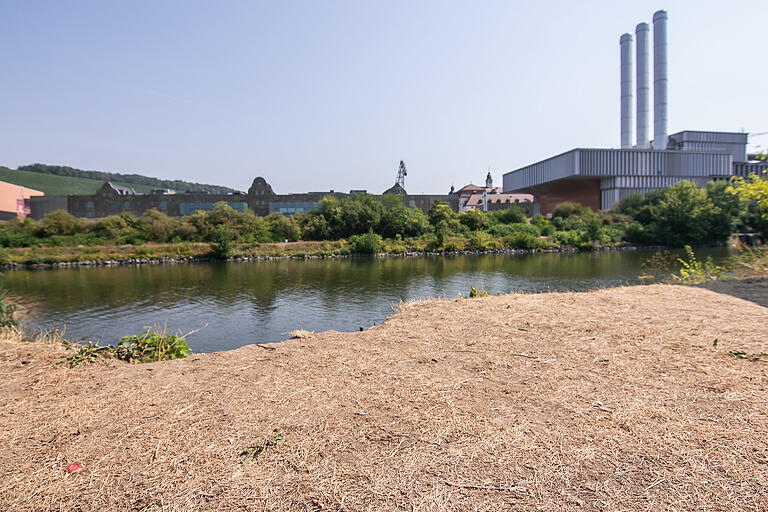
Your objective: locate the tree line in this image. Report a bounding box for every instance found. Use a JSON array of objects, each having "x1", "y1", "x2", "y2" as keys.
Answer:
[{"x1": 0, "y1": 175, "x2": 766, "y2": 257}]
